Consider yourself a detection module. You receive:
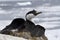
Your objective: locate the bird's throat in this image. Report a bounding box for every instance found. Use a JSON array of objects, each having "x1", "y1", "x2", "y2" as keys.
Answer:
[{"x1": 26, "y1": 14, "x2": 35, "y2": 21}]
